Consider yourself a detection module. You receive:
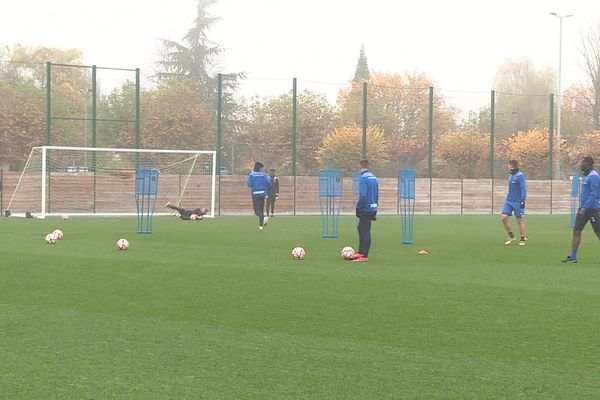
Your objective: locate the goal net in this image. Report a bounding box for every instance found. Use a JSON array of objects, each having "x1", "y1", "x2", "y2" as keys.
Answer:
[{"x1": 6, "y1": 146, "x2": 216, "y2": 218}]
